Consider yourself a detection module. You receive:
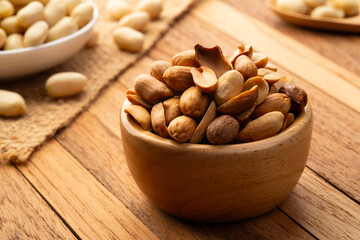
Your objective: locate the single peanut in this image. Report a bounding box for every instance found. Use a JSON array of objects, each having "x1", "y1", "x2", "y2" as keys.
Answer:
[
  {"x1": 229, "y1": 44, "x2": 253, "y2": 65},
  {"x1": 311, "y1": 5, "x2": 345, "y2": 18},
  {"x1": 243, "y1": 76, "x2": 269, "y2": 105},
  {"x1": 70, "y1": 2, "x2": 93, "y2": 28},
  {"x1": 126, "y1": 94, "x2": 152, "y2": 110},
  {"x1": 17, "y1": 1, "x2": 45, "y2": 29},
  {"x1": 252, "y1": 93, "x2": 291, "y2": 118},
  {"x1": 163, "y1": 66, "x2": 194, "y2": 92},
  {"x1": 125, "y1": 104, "x2": 151, "y2": 131},
  {"x1": 47, "y1": 17, "x2": 78, "y2": 42},
  {"x1": 281, "y1": 113, "x2": 295, "y2": 131},
  {"x1": 214, "y1": 70, "x2": 244, "y2": 106},
  {"x1": 252, "y1": 52, "x2": 268, "y2": 68},
  {"x1": 263, "y1": 72, "x2": 281, "y2": 85},
  {"x1": 163, "y1": 97, "x2": 181, "y2": 125},
  {"x1": 279, "y1": 84, "x2": 308, "y2": 114},
  {"x1": 206, "y1": 115, "x2": 239, "y2": 145},
  {"x1": 0, "y1": 29, "x2": 7, "y2": 48},
  {"x1": 0, "y1": 89, "x2": 26, "y2": 117},
  {"x1": 168, "y1": 116, "x2": 197, "y2": 143},
  {"x1": 235, "y1": 104, "x2": 255, "y2": 123},
  {"x1": 171, "y1": 50, "x2": 199, "y2": 67},
  {"x1": 4, "y1": 33, "x2": 24, "y2": 50},
  {"x1": 234, "y1": 55, "x2": 258, "y2": 80},
  {"x1": 1, "y1": 16, "x2": 23, "y2": 34},
  {"x1": 276, "y1": 0, "x2": 310, "y2": 14},
  {"x1": 44, "y1": 0, "x2": 66, "y2": 27},
  {"x1": 191, "y1": 66, "x2": 218, "y2": 93},
  {"x1": 45, "y1": 72, "x2": 87, "y2": 98},
  {"x1": 0, "y1": 1, "x2": 15, "y2": 18},
  {"x1": 180, "y1": 86, "x2": 209, "y2": 118},
  {"x1": 23, "y1": 20, "x2": 49, "y2": 47},
  {"x1": 331, "y1": 0, "x2": 359, "y2": 17},
  {"x1": 106, "y1": 0, "x2": 132, "y2": 20},
  {"x1": 151, "y1": 102, "x2": 169, "y2": 138},
  {"x1": 150, "y1": 60, "x2": 171, "y2": 83},
  {"x1": 113, "y1": 27, "x2": 144, "y2": 52},
  {"x1": 190, "y1": 100, "x2": 216, "y2": 143},
  {"x1": 135, "y1": 0, "x2": 163, "y2": 20},
  {"x1": 134, "y1": 74, "x2": 173, "y2": 104},
  {"x1": 118, "y1": 11, "x2": 150, "y2": 32}
]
